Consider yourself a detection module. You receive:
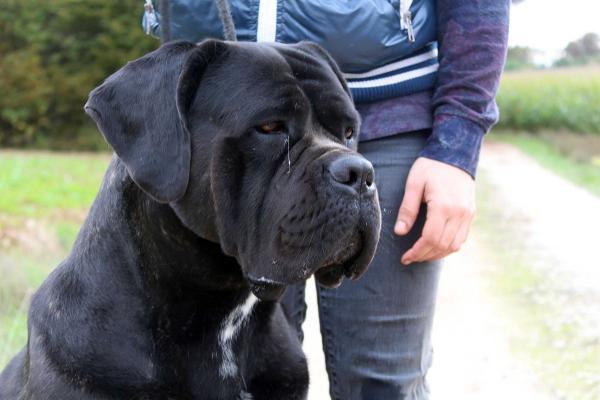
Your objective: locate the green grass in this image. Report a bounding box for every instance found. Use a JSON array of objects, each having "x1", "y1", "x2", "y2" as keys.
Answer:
[
  {"x1": 0, "y1": 151, "x2": 110, "y2": 217},
  {"x1": 0, "y1": 150, "x2": 109, "y2": 367},
  {"x1": 0, "y1": 251, "x2": 57, "y2": 366},
  {"x1": 497, "y1": 66, "x2": 600, "y2": 134},
  {"x1": 490, "y1": 132, "x2": 600, "y2": 197}
]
